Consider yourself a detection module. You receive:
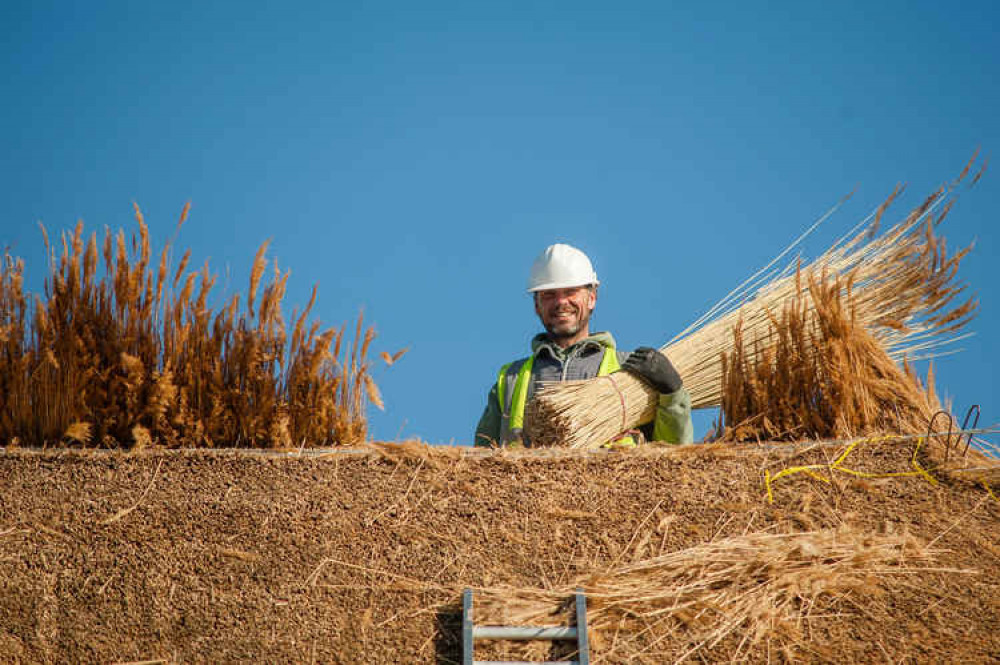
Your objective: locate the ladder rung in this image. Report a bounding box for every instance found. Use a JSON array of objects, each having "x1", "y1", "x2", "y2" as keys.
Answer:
[
  {"x1": 474, "y1": 626, "x2": 578, "y2": 641},
  {"x1": 463, "y1": 588, "x2": 589, "y2": 665},
  {"x1": 474, "y1": 661, "x2": 579, "y2": 665}
]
